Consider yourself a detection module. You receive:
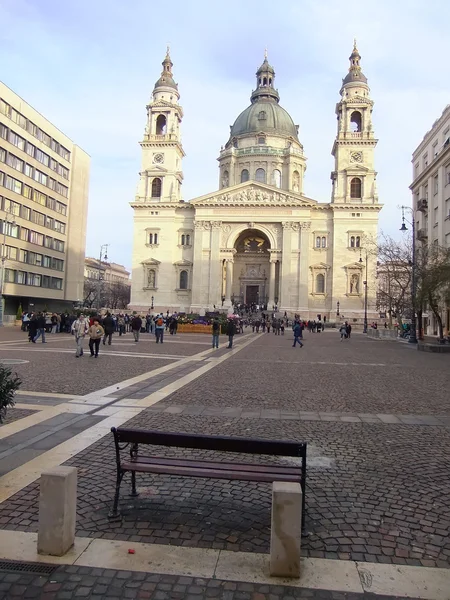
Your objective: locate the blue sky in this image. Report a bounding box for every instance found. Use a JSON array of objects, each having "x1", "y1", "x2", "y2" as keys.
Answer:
[{"x1": 1, "y1": 0, "x2": 449, "y2": 268}]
